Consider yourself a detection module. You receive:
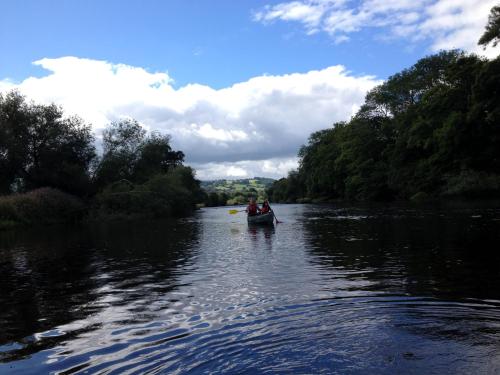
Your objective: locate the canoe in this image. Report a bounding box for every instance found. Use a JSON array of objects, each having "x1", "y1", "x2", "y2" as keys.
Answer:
[{"x1": 247, "y1": 211, "x2": 274, "y2": 225}]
